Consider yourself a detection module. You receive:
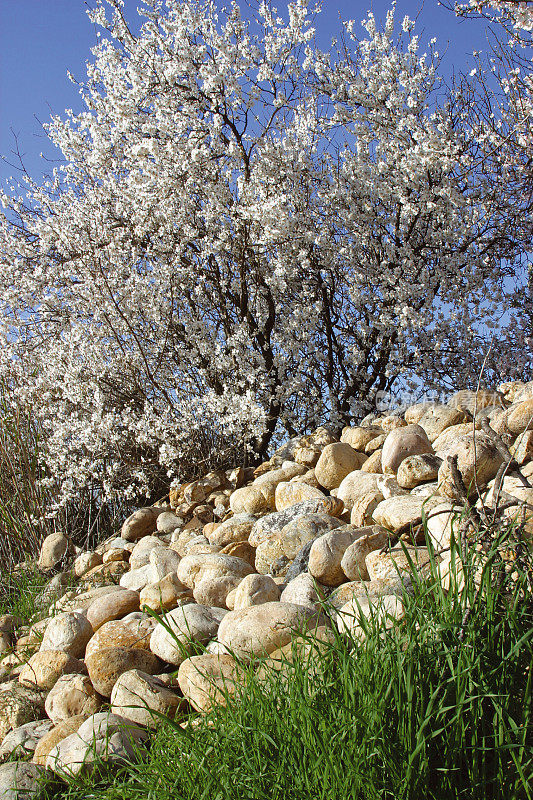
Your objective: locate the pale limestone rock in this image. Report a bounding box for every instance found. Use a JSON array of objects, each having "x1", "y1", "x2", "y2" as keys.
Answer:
[
  {"x1": 206, "y1": 514, "x2": 256, "y2": 547},
  {"x1": 0, "y1": 762, "x2": 46, "y2": 800},
  {"x1": 254, "y1": 538, "x2": 286, "y2": 576},
  {"x1": 340, "y1": 426, "x2": 383, "y2": 452},
  {"x1": 372, "y1": 495, "x2": 441, "y2": 532},
  {"x1": 360, "y1": 450, "x2": 383, "y2": 473},
  {"x1": 217, "y1": 601, "x2": 322, "y2": 660},
  {"x1": 425, "y1": 502, "x2": 464, "y2": 550},
  {"x1": 279, "y1": 513, "x2": 343, "y2": 560},
  {"x1": 86, "y1": 648, "x2": 161, "y2": 698},
  {"x1": 129, "y1": 537, "x2": 163, "y2": 570},
  {"x1": 314, "y1": 443, "x2": 366, "y2": 491},
  {"x1": 156, "y1": 512, "x2": 183, "y2": 534},
  {"x1": 274, "y1": 481, "x2": 326, "y2": 512},
  {"x1": 0, "y1": 719, "x2": 53, "y2": 763},
  {"x1": 149, "y1": 604, "x2": 227, "y2": 666},
  {"x1": 45, "y1": 673, "x2": 102, "y2": 724},
  {"x1": 336, "y1": 471, "x2": 380, "y2": 511},
  {"x1": 119, "y1": 564, "x2": 155, "y2": 592},
  {"x1": 73, "y1": 552, "x2": 102, "y2": 578},
  {"x1": 437, "y1": 432, "x2": 504, "y2": 499},
  {"x1": 121, "y1": 507, "x2": 163, "y2": 542},
  {"x1": 366, "y1": 546, "x2": 435, "y2": 581},
  {"x1": 249, "y1": 500, "x2": 344, "y2": 549},
  {"x1": 45, "y1": 712, "x2": 147, "y2": 777},
  {"x1": 510, "y1": 430, "x2": 533, "y2": 465},
  {"x1": 38, "y1": 534, "x2": 72, "y2": 571},
  {"x1": 39, "y1": 612, "x2": 93, "y2": 659},
  {"x1": 340, "y1": 528, "x2": 390, "y2": 581},
  {"x1": 232, "y1": 574, "x2": 280, "y2": 610},
  {"x1": 381, "y1": 425, "x2": 433, "y2": 474},
  {"x1": 506, "y1": 398, "x2": 533, "y2": 435},
  {"x1": 85, "y1": 617, "x2": 153, "y2": 659},
  {"x1": 178, "y1": 654, "x2": 244, "y2": 713},
  {"x1": 417, "y1": 405, "x2": 467, "y2": 443},
  {"x1": 279, "y1": 573, "x2": 324, "y2": 608},
  {"x1": 33, "y1": 716, "x2": 86, "y2": 766},
  {"x1": 0, "y1": 682, "x2": 46, "y2": 742},
  {"x1": 308, "y1": 527, "x2": 365, "y2": 586},
  {"x1": 139, "y1": 573, "x2": 192, "y2": 612},
  {"x1": 350, "y1": 491, "x2": 384, "y2": 527},
  {"x1": 336, "y1": 595, "x2": 404, "y2": 639},
  {"x1": 229, "y1": 485, "x2": 274, "y2": 515},
  {"x1": 18, "y1": 651, "x2": 85, "y2": 691},
  {"x1": 328, "y1": 577, "x2": 410, "y2": 609},
  {"x1": 149, "y1": 547, "x2": 181, "y2": 581},
  {"x1": 86, "y1": 590, "x2": 140, "y2": 631},
  {"x1": 433, "y1": 423, "x2": 475, "y2": 452},
  {"x1": 110, "y1": 669, "x2": 183, "y2": 727},
  {"x1": 396, "y1": 454, "x2": 442, "y2": 489},
  {"x1": 448, "y1": 389, "x2": 505, "y2": 414}
]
